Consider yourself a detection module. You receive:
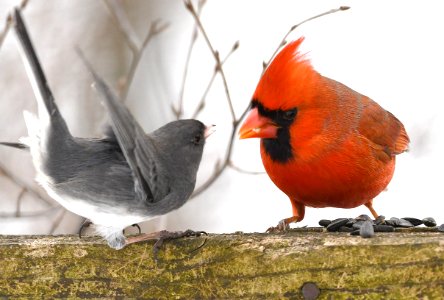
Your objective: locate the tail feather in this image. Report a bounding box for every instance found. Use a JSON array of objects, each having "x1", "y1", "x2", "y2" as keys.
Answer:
[
  {"x1": 0, "y1": 142, "x2": 29, "y2": 150},
  {"x1": 0, "y1": 111, "x2": 38, "y2": 151},
  {"x1": 12, "y1": 8, "x2": 69, "y2": 134}
]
